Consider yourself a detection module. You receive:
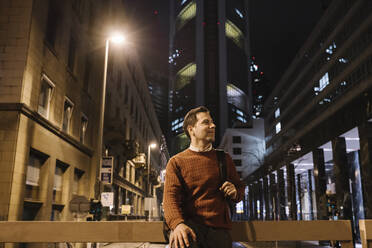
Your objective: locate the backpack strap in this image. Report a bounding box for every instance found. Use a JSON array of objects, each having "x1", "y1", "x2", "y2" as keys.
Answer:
[
  {"x1": 216, "y1": 149, "x2": 235, "y2": 218},
  {"x1": 216, "y1": 149, "x2": 227, "y2": 183}
]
